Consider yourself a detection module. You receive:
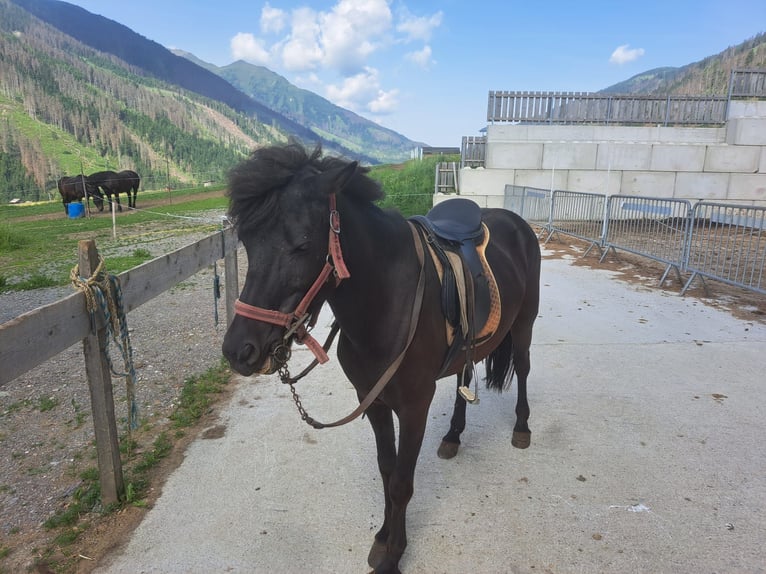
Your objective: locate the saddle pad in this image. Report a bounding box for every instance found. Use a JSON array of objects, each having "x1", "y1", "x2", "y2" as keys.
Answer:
[{"x1": 426, "y1": 223, "x2": 501, "y2": 345}]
